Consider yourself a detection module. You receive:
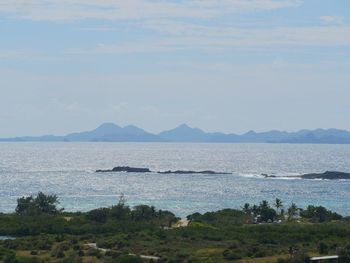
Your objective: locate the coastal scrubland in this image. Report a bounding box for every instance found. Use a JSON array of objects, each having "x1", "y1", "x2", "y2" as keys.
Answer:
[{"x1": 0, "y1": 193, "x2": 350, "y2": 263}]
